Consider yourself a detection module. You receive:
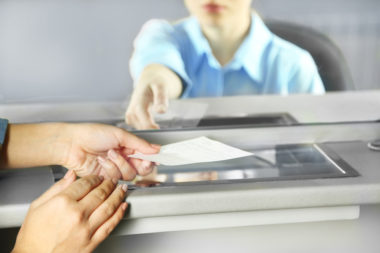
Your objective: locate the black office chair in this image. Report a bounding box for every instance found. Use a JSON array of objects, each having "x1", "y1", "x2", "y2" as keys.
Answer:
[{"x1": 265, "y1": 20, "x2": 355, "y2": 91}]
